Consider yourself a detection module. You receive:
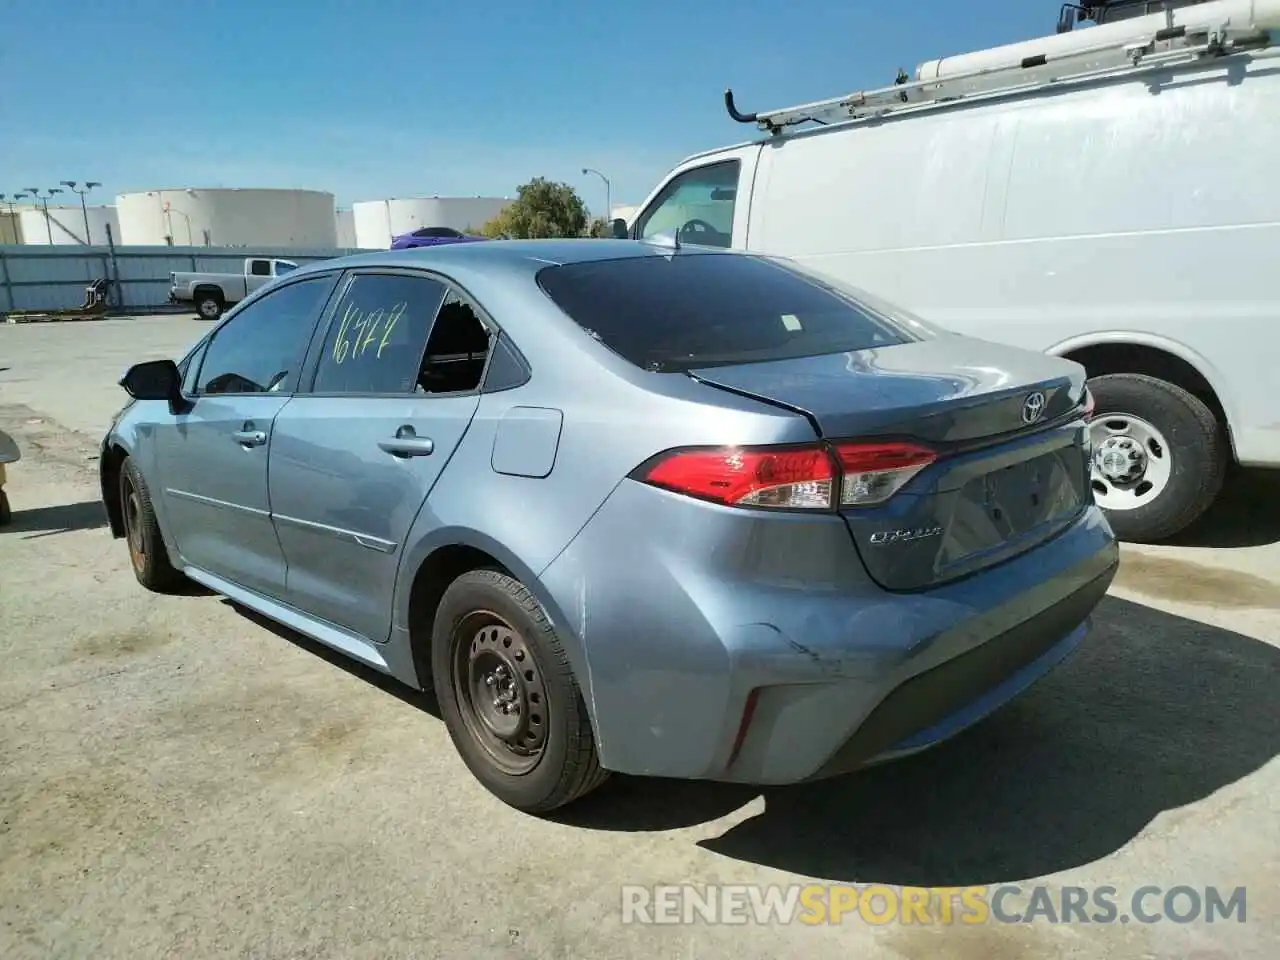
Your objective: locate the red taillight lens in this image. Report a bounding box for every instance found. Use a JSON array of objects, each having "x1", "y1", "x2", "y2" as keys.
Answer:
[
  {"x1": 639, "y1": 444, "x2": 836, "y2": 509},
  {"x1": 832, "y1": 441, "x2": 936, "y2": 506},
  {"x1": 636, "y1": 439, "x2": 939, "y2": 510}
]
